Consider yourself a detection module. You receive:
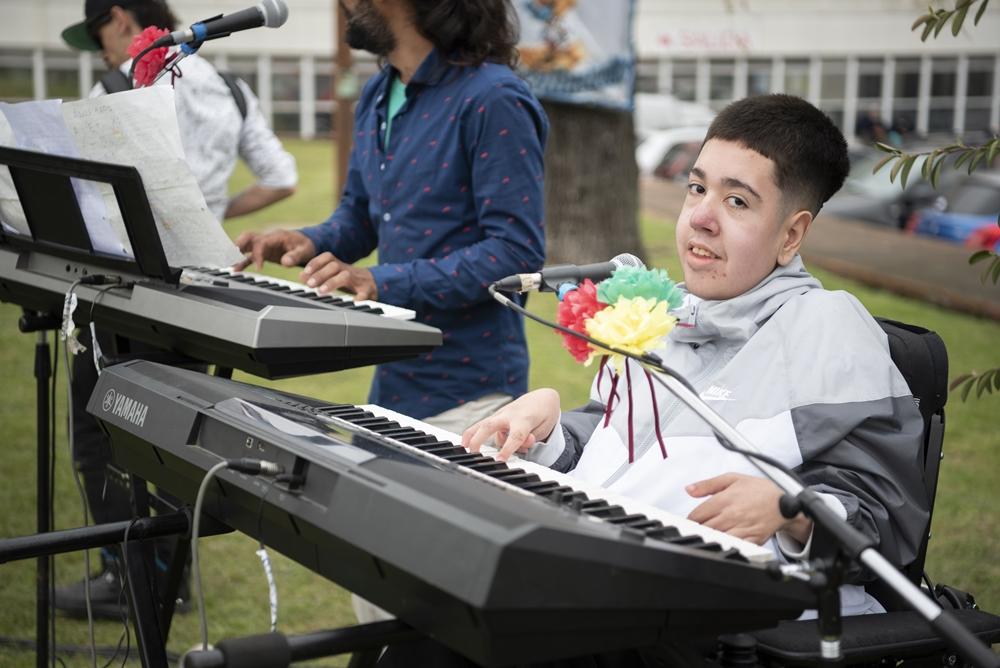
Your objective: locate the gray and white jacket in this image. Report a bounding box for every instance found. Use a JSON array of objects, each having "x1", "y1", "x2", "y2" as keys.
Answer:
[{"x1": 528, "y1": 256, "x2": 929, "y2": 612}]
